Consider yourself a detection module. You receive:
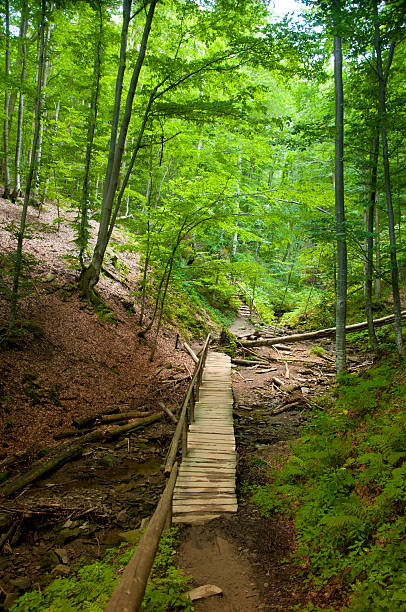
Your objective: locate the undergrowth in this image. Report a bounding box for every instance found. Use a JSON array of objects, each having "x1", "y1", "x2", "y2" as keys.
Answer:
[
  {"x1": 11, "y1": 528, "x2": 193, "y2": 611},
  {"x1": 250, "y1": 357, "x2": 406, "y2": 611}
]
